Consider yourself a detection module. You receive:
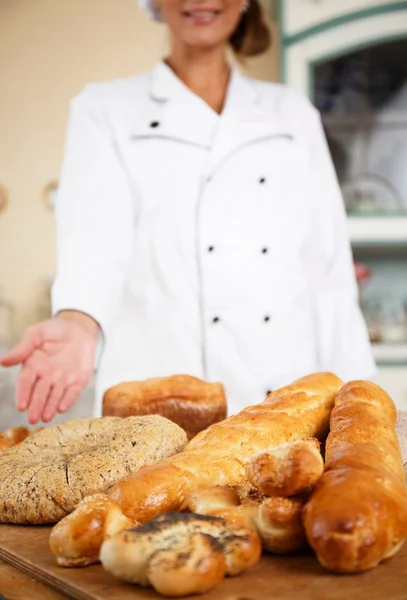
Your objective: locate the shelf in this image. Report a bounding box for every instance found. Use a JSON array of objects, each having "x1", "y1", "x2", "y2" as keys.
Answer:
[
  {"x1": 323, "y1": 114, "x2": 407, "y2": 131},
  {"x1": 372, "y1": 343, "x2": 407, "y2": 365},
  {"x1": 347, "y1": 215, "x2": 407, "y2": 247}
]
